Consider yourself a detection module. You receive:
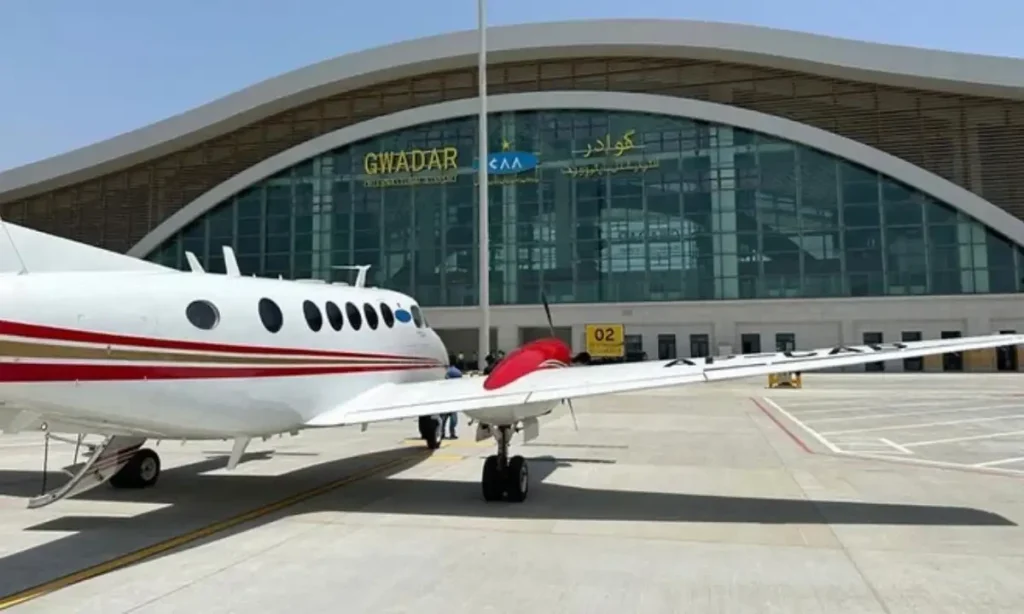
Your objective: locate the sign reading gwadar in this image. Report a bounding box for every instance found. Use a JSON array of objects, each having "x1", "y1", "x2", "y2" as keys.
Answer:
[{"x1": 362, "y1": 146, "x2": 459, "y2": 187}]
